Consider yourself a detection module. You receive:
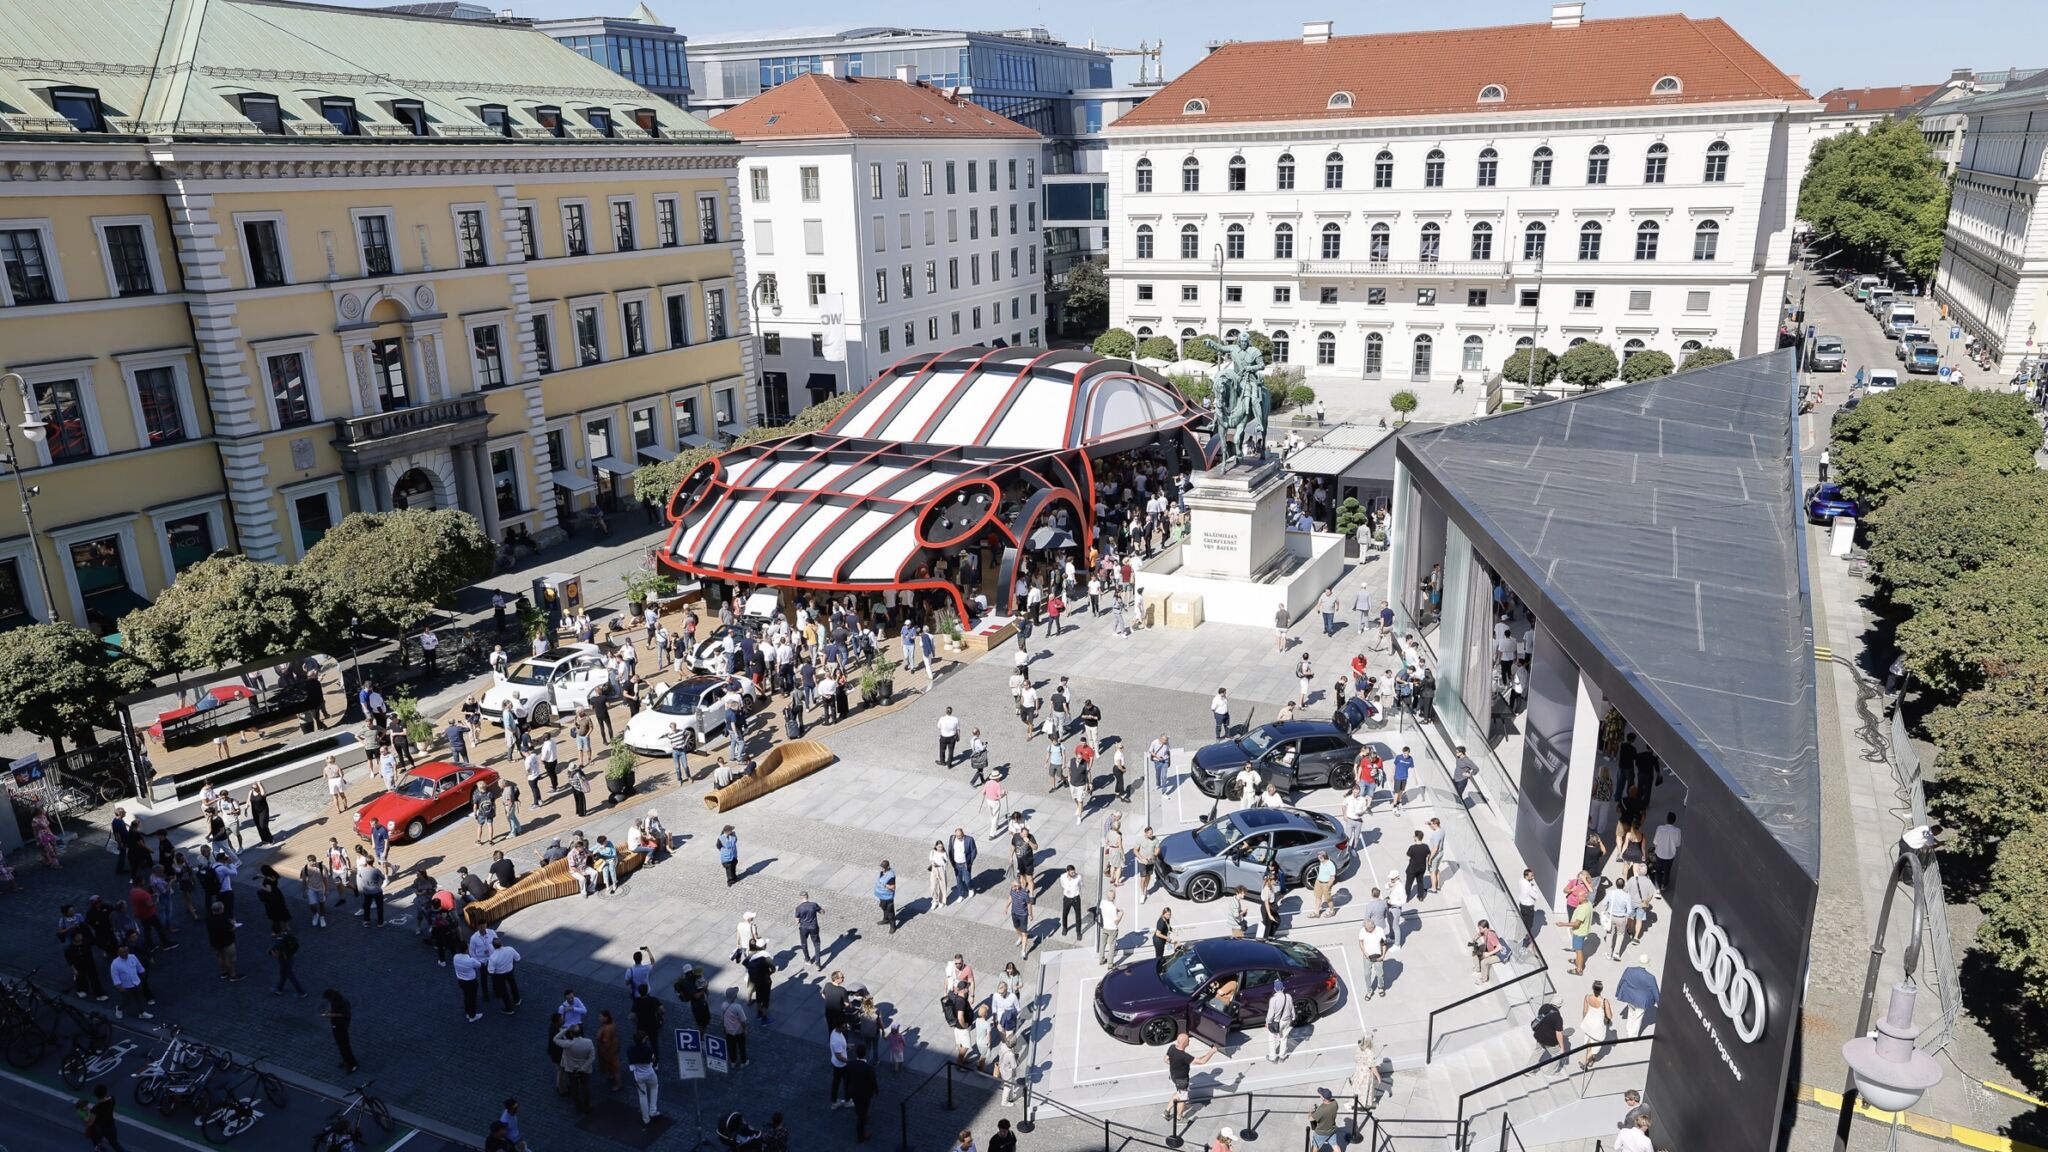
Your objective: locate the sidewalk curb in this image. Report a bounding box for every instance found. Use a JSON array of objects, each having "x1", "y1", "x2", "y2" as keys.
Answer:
[{"x1": 1796, "y1": 1083, "x2": 2044, "y2": 1152}]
